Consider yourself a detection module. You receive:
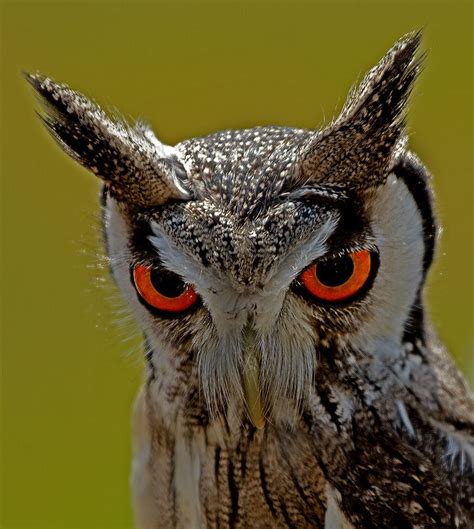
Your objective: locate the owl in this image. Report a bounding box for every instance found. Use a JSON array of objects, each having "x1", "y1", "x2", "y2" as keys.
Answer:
[{"x1": 27, "y1": 32, "x2": 473, "y2": 528}]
